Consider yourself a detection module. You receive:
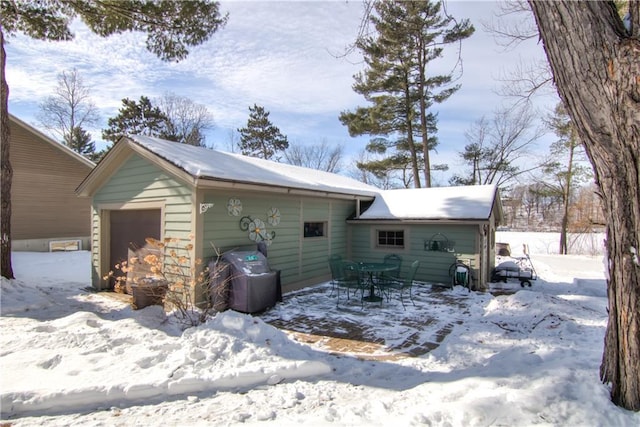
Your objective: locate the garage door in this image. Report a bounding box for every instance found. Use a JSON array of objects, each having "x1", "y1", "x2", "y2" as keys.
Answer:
[{"x1": 109, "y1": 209, "x2": 161, "y2": 288}]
